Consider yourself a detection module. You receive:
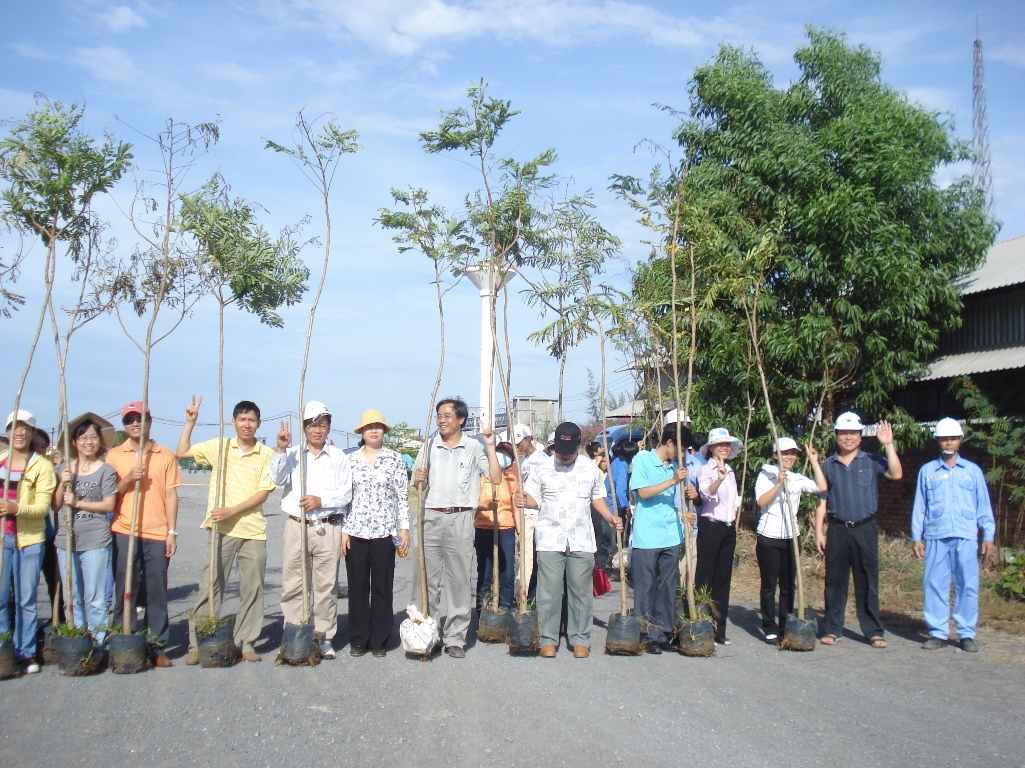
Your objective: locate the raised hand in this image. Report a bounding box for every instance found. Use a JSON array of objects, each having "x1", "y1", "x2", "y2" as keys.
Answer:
[
  {"x1": 805, "y1": 444, "x2": 819, "y2": 463},
  {"x1": 277, "y1": 420, "x2": 291, "y2": 452},
  {"x1": 480, "y1": 422, "x2": 495, "y2": 445},
  {"x1": 185, "y1": 394, "x2": 203, "y2": 424},
  {"x1": 876, "y1": 421, "x2": 894, "y2": 446}
]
